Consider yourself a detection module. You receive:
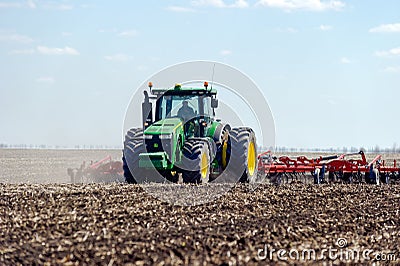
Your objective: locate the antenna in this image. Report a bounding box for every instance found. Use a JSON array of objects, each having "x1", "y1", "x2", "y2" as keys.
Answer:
[{"x1": 210, "y1": 63, "x2": 215, "y2": 91}]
